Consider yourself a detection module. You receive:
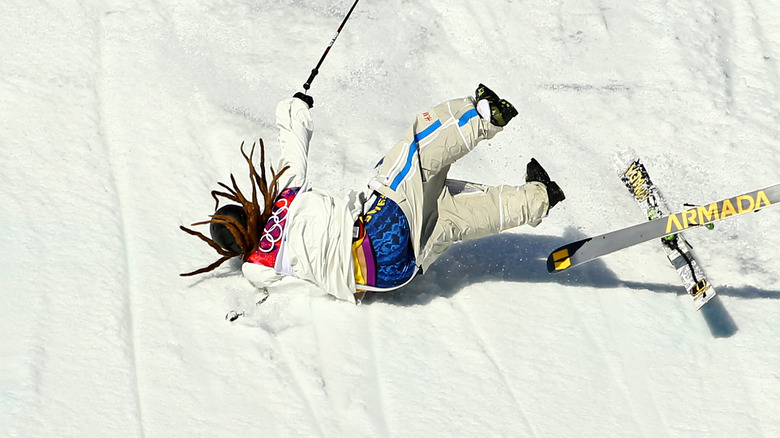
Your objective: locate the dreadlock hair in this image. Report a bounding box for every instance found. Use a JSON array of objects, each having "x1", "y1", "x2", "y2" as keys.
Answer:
[{"x1": 180, "y1": 139, "x2": 288, "y2": 276}]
